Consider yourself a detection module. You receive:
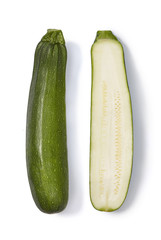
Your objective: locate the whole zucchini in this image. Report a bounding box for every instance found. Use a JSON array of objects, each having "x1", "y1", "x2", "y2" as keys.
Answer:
[
  {"x1": 26, "y1": 29, "x2": 68, "y2": 213},
  {"x1": 90, "y1": 31, "x2": 133, "y2": 211}
]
